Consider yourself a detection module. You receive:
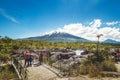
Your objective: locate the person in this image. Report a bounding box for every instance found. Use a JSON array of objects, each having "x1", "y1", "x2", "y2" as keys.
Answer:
[
  {"x1": 24, "y1": 51, "x2": 30, "y2": 67},
  {"x1": 24, "y1": 51, "x2": 27, "y2": 66},
  {"x1": 39, "y1": 51, "x2": 44, "y2": 65},
  {"x1": 29, "y1": 53, "x2": 34, "y2": 66},
  {"x1": 46, "y1": 51, "x2": 51, "y2": 61}
]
